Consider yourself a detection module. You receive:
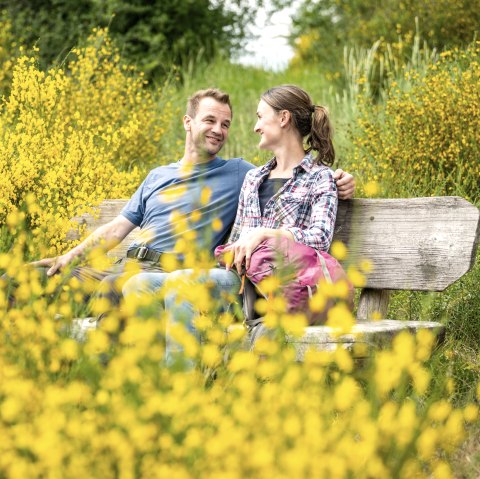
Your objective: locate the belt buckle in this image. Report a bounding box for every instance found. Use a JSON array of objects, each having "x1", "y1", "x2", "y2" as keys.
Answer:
[{"x1": 136, "y1": 246, "x2": 148, "y2": 260}]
